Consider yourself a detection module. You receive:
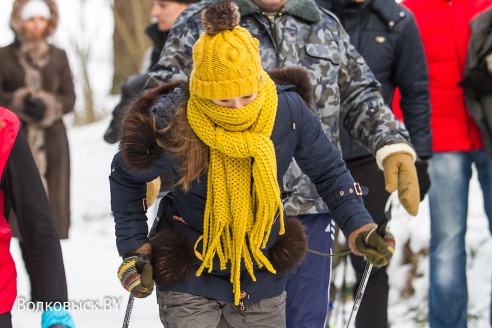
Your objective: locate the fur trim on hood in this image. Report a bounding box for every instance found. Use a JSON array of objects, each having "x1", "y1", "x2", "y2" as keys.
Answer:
[
  {"x1": 10, "y1": 0, "x2": 59, "y2": 39},
  {"x1": 121, "y1": 67, "x2": 314, "y2": 173},
  {"x1": 121, "y1": 80, "x2": 185, "y2": 173}
]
